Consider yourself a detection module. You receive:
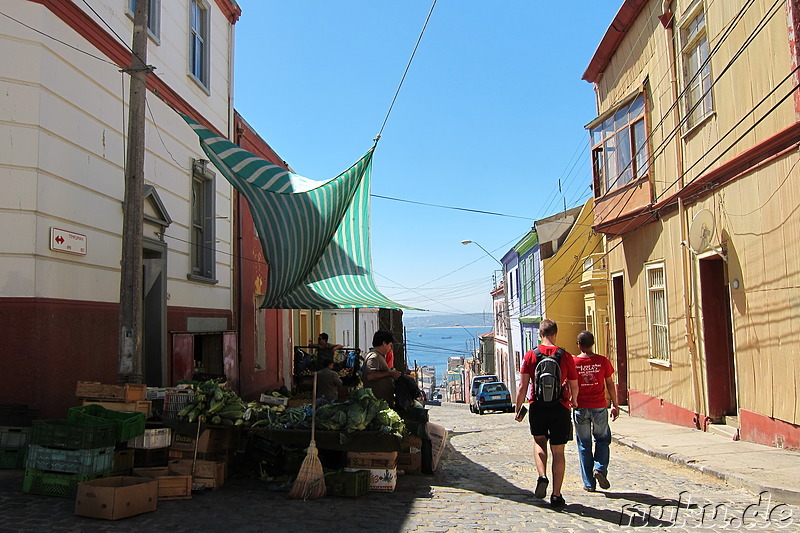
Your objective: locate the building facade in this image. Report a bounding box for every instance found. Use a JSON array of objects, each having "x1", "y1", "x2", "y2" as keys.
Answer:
[
  {"x1": 0, "y1": 0, "x2": 242, "y2": 416},
  {"x1": 584, "y1": 0, "x2": 800, "y2": 448}
]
